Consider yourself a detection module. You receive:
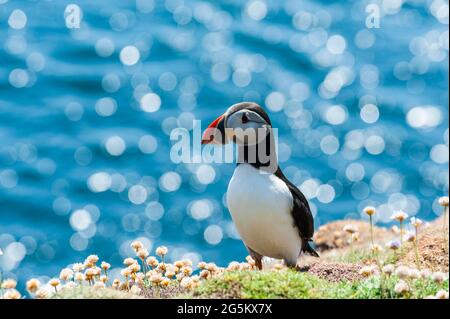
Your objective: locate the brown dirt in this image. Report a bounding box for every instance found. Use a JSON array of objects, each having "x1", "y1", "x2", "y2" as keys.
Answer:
[
  {"x1": 313, "y1": 219, "x2": 392, "y2": 251},
  {"x1": 401, "y1": 217, "x2": 449, "y2": 271},
  {"x1": 312, "y1": 215, "x2": 449, "y2": 273},
  {"x1": 299, "y1": 260, "x2": 363, "y2": 282},
  {"x1": 401, "y1": 235, "x2": 448, "y2": 271},
  {"x1": 141, "y1": 284, "x2": 188, "y2": 299}
]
